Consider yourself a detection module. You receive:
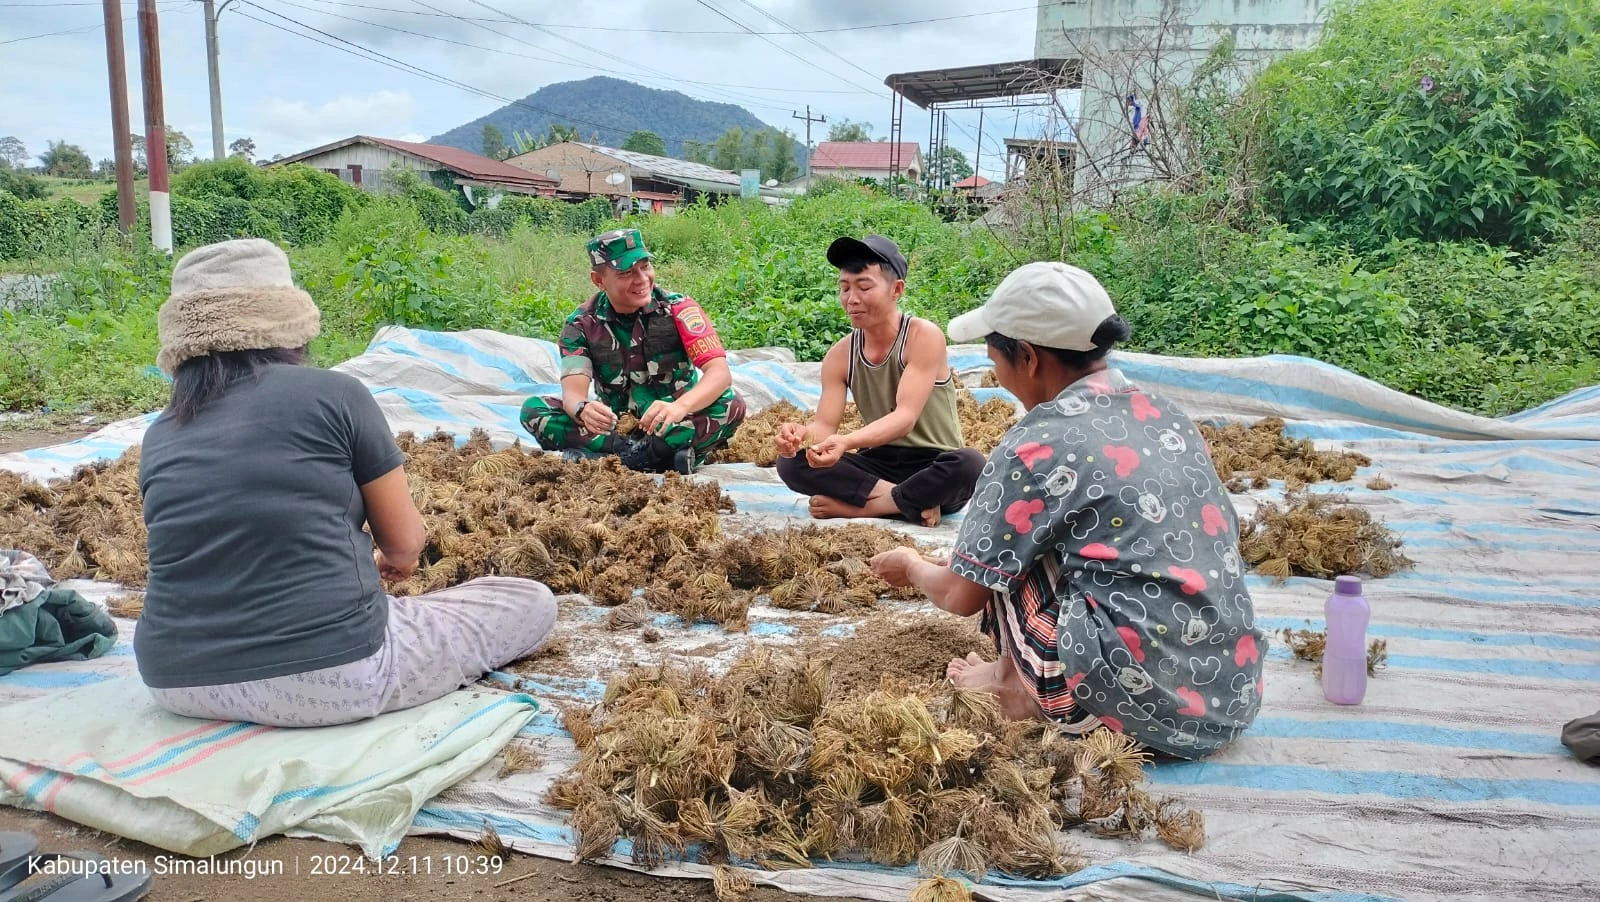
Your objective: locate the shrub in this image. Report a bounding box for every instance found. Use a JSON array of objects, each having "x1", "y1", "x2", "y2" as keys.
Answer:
[{"x1": 1254, "y1": 0, "x2": 1600, "y2": 249}]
